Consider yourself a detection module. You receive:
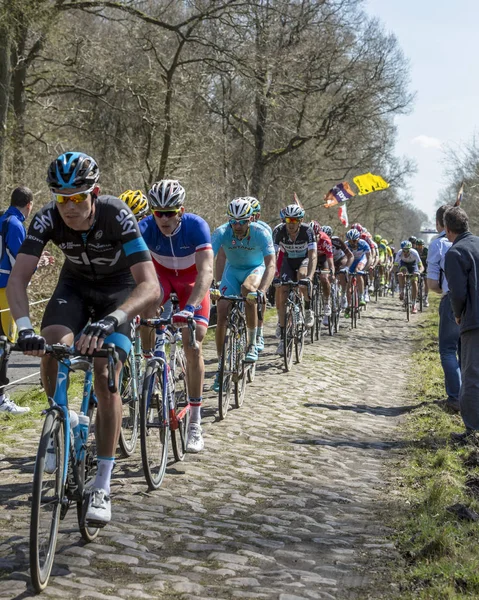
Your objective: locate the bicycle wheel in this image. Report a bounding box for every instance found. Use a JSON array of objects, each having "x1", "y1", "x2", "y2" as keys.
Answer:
[
  {"x1": 283, "y1": 303, "x2": 295, "y2": 372},
  {"x1": 295, "y1": 308, "x2": 305, "y2": 364},
  {"x1": 310, "y1": 286, "x2": 316, "y2": 344},
  {"x1": 140, "y1": 363, "x2": 168, "y2": 490},
  {"x1": 171, "y1": 349, "x2": 190, "y2": 463},
  {"x1": 218, "y1": 330, "x2": 233, "y2": 420},
  {"x1": 234, "y1": 321, "x2": 247, "y2": 409},
  {"x1": 315, "y1": 289, "x2": 323, "y2": 342},
  {"x1": 418, "y1": 277, "x2": 424, "y2": 312},
  {"x1": 77, "y1": 398, "x2": 100, "y2": 542},
  {"x1": 352, "y1": 286, "x2": 358, "y2": 329},
  {"x1": 118, "y1": 353, "x2": 140, "y2": 458},
  {"x1": 405, "y1": 283, "x2": 410, "y2": 321},
  {"x1": 246, "y1": 362, "x2": 256, "y2": 383},
  {"x1": 30, "y1": 411, "x2": 64, "y2": 593}
]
